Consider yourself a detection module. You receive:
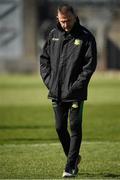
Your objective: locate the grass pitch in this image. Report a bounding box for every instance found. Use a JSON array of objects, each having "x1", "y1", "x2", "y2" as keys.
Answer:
[
  {"x1": 0, "y1": 72, "x2": 120, "y2": 179},
  {"x1": 0, "y1": 142, "x2": 120, "y2": 179}
]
